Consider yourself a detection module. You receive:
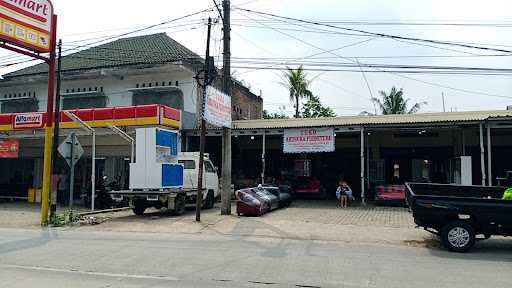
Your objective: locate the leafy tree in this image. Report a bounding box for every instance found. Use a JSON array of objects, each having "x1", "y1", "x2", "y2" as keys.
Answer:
[
  {"x1": 263, "y1": 109, "x2": 289, "y2": 119},
  {"x1": 301, "y1": 95, "x2": 336, "y2": 118},
  {"x1": 279, "y1": 66, "x2": 314, "y2": 118},
  {"x1": 370, "y1": 86, "x2": 426, "y2": 115}
]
